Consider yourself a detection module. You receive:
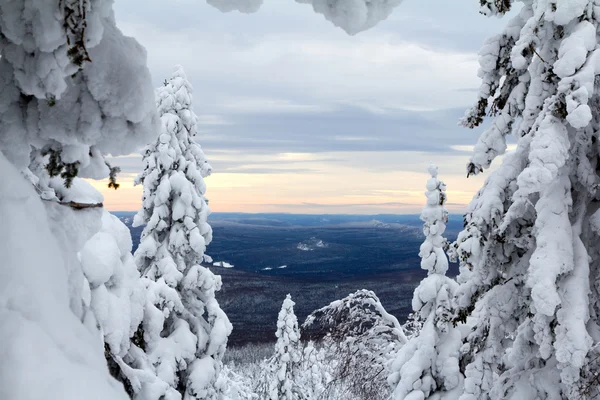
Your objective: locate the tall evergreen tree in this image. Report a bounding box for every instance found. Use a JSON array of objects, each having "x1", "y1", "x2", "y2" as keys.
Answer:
[
  {"x1": 389, "y1": 165, "x2": 461, "y2": 400},
  {"x1": 133, "y1": 66, "x2": 231, "y2": 399},
  {"x1": 448, "y1": 1, "x2": 600, "y2": 398}
]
